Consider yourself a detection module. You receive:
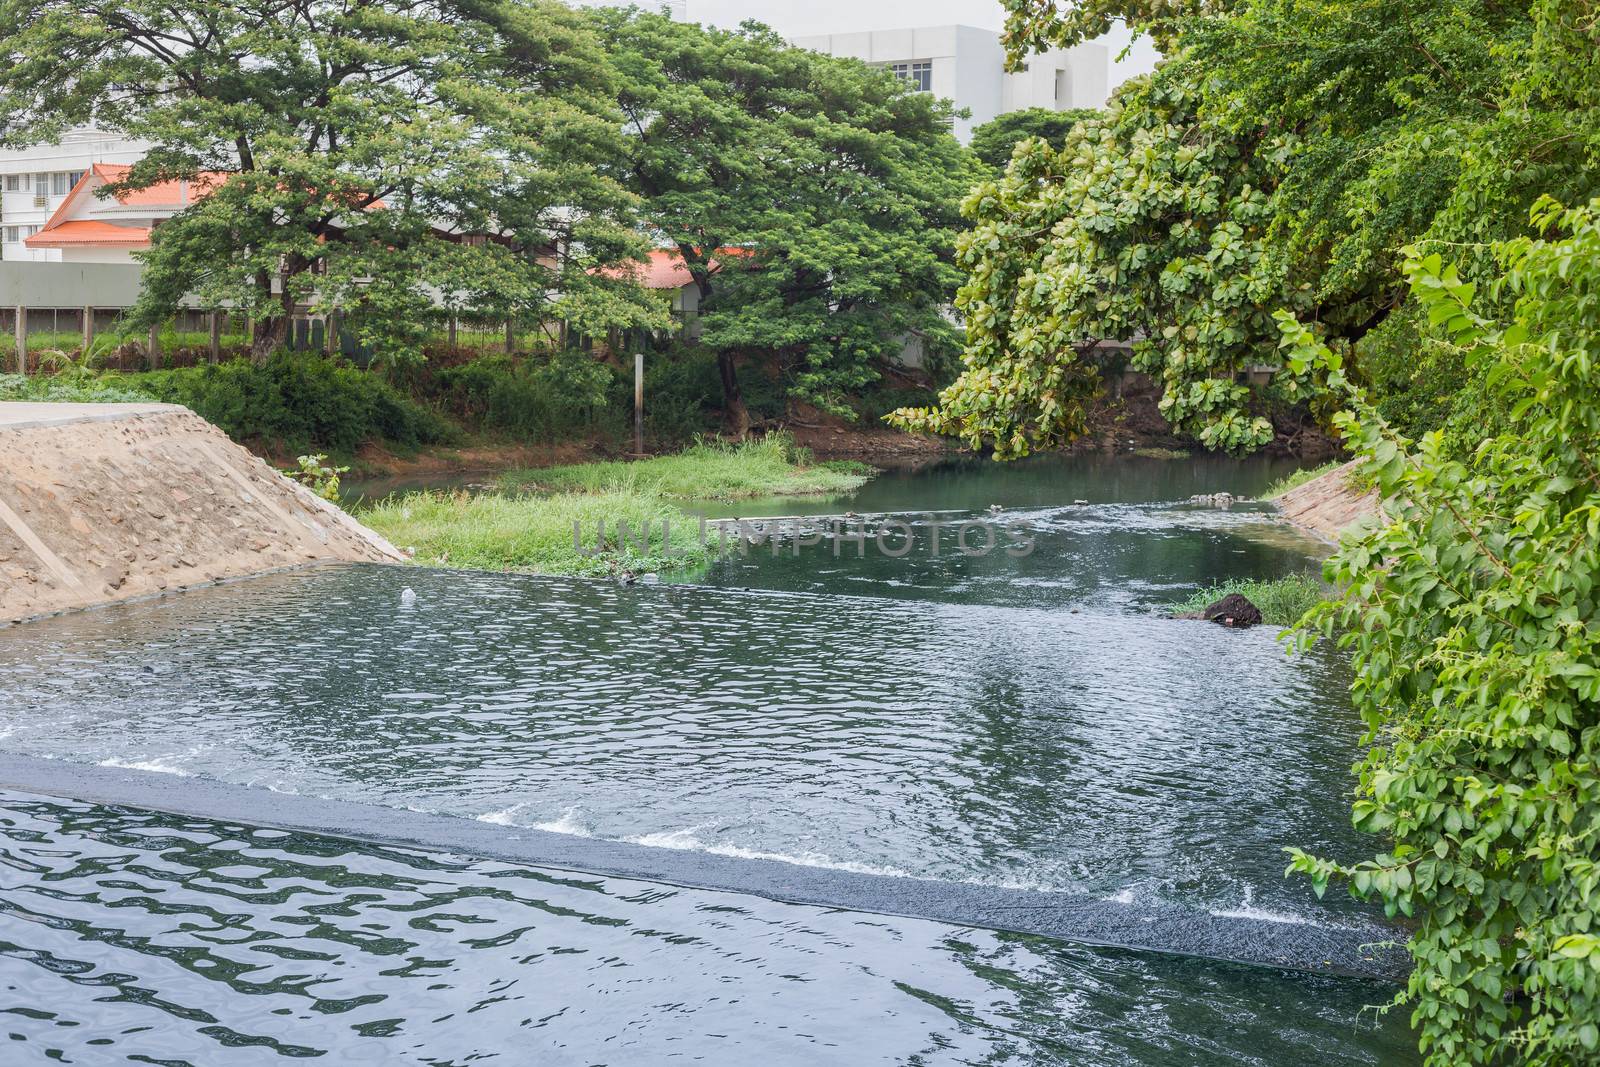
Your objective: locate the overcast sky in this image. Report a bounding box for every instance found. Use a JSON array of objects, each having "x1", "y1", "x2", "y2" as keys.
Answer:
[{"x1": 577, "y1": 1, "x2": 1162, "y2": 93}]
